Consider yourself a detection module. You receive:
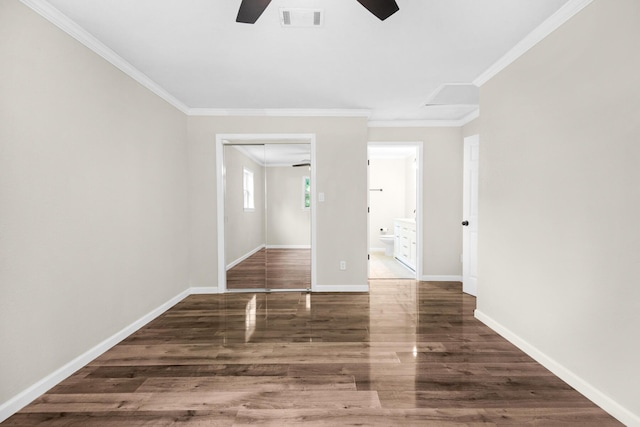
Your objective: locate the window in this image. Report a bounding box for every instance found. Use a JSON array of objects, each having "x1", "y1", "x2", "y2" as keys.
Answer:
[
  {"x1": 243, "y1": 167, "x2": 255, "y2": 211},
  {"x1": 302, "y1": 176, "x2": 311, "y2": 210}
]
